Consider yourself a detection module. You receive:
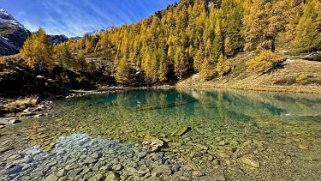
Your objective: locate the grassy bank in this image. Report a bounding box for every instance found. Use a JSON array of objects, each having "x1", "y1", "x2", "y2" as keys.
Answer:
[{"x1": 177, "y1": 58, "x2": 321, "y2": 94}]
